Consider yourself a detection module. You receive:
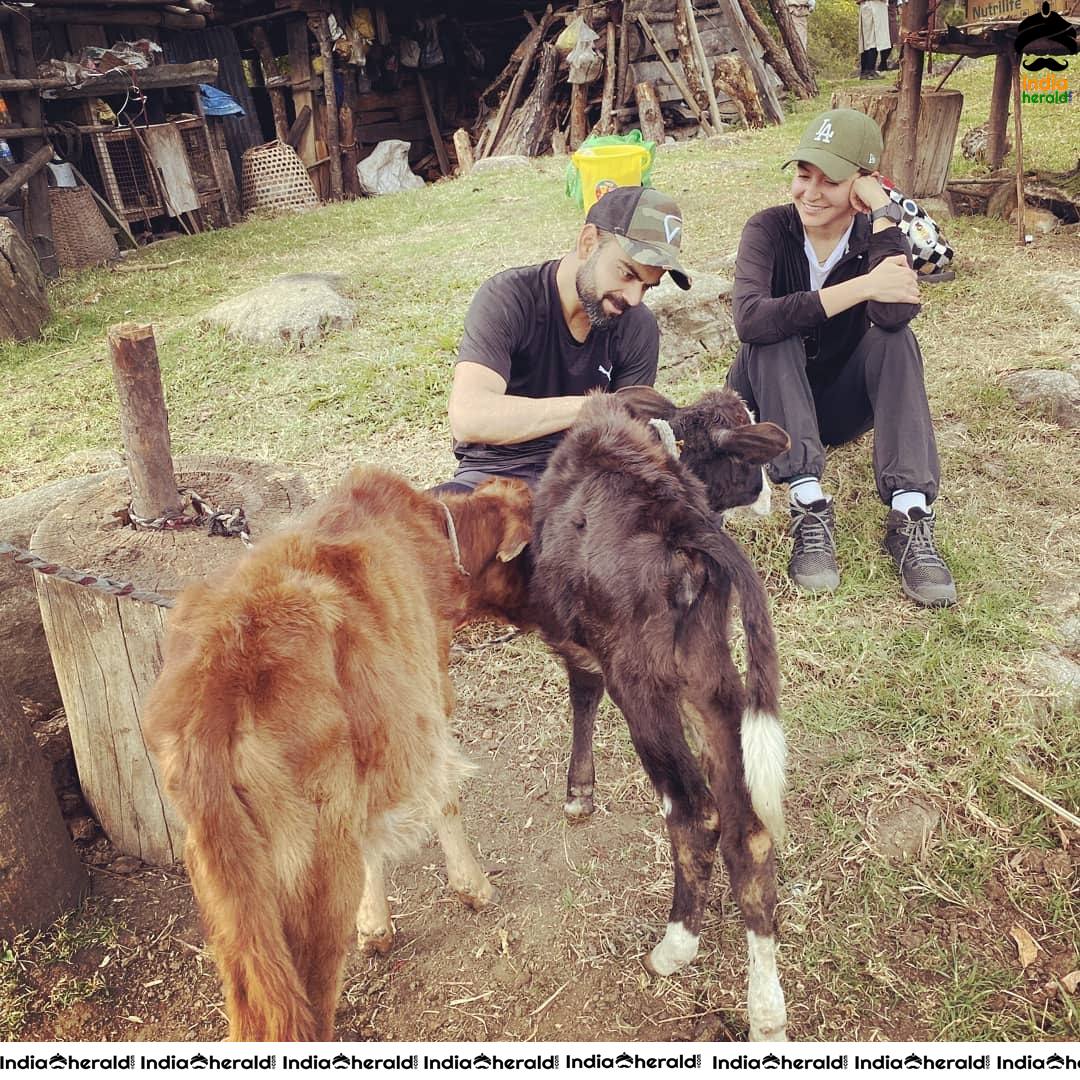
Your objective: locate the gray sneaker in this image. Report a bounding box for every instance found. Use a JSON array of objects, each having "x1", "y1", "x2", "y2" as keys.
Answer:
[
  {"x1": 883, "y1": 507, "x2": 957, "y2": 607},
  {"x1": 788, "y1": 497, "x2": 840, "y2": 593}
]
